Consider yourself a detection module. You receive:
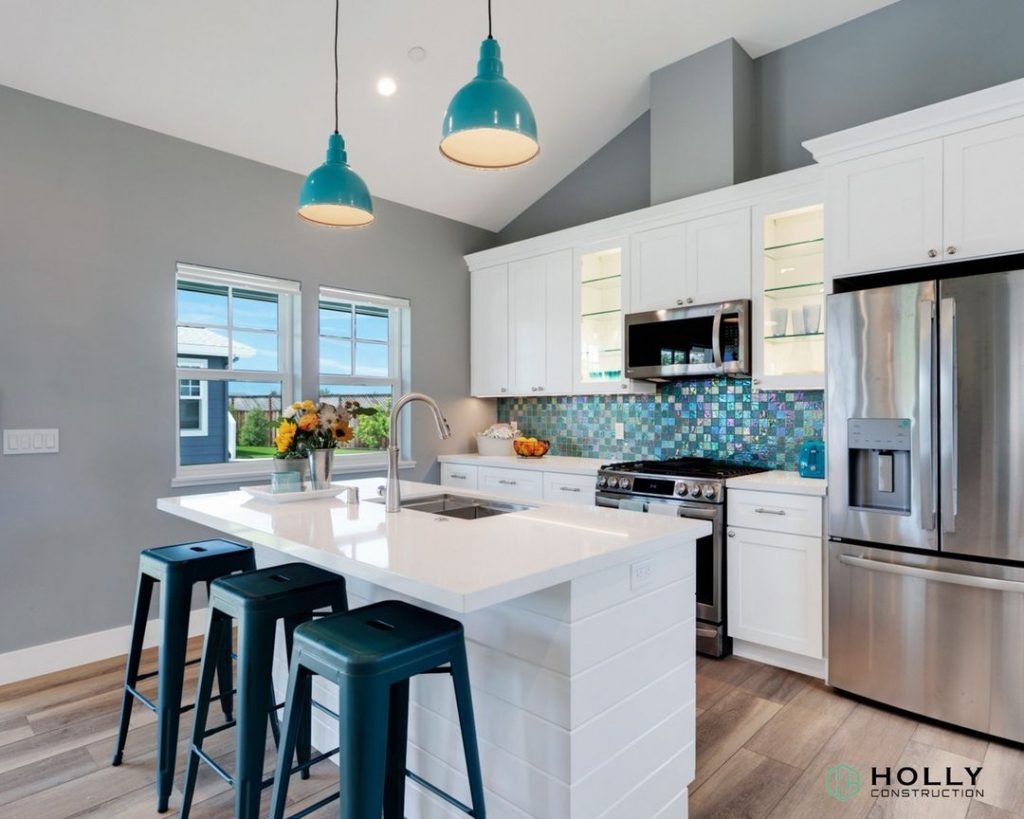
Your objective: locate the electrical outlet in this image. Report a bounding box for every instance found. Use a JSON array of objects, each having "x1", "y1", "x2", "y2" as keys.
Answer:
[
  {"x1": 614, "y1": 422, "x2": 625, "y2": 440},
  {"x1": 3, "y1": 429, "x2": 59, "y2": 455},
  {"x1": 630, "y1": 558, "x2": 655, "y2": 590}
]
